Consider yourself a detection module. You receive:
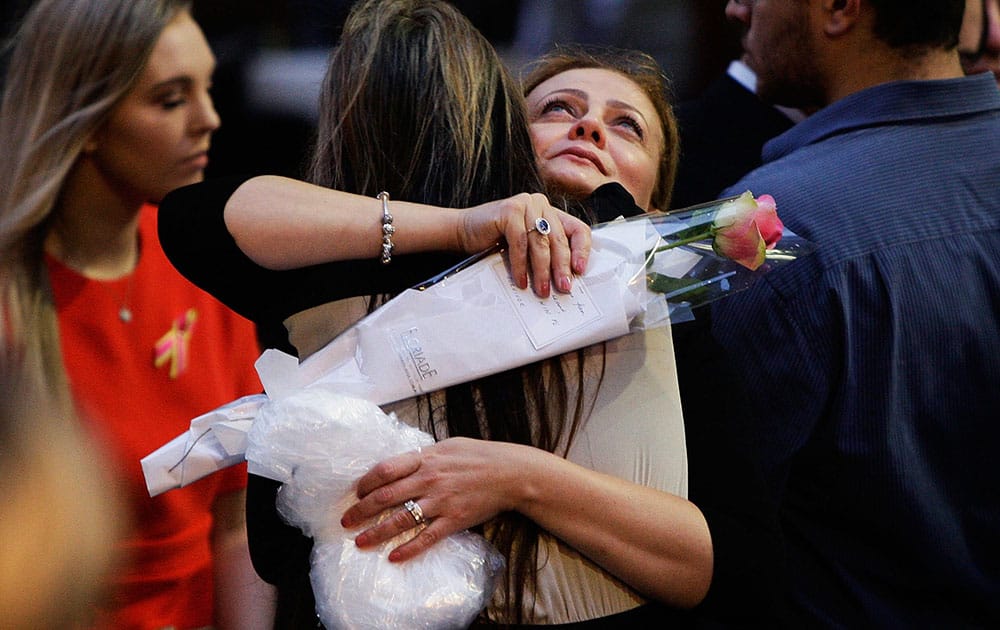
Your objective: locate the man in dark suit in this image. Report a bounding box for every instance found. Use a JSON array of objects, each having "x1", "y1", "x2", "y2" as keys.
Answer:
[{"x1": 671, "y1": 59, "x2": 803, "y2": 209}]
